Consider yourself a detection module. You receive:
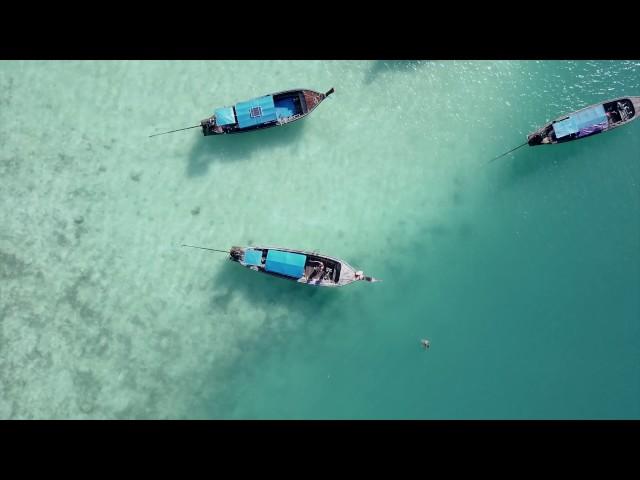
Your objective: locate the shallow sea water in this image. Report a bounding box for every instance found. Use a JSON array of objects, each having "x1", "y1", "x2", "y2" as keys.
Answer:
[{"x1": 0, "y1": 60, "x2": 638, "y2": 418}]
